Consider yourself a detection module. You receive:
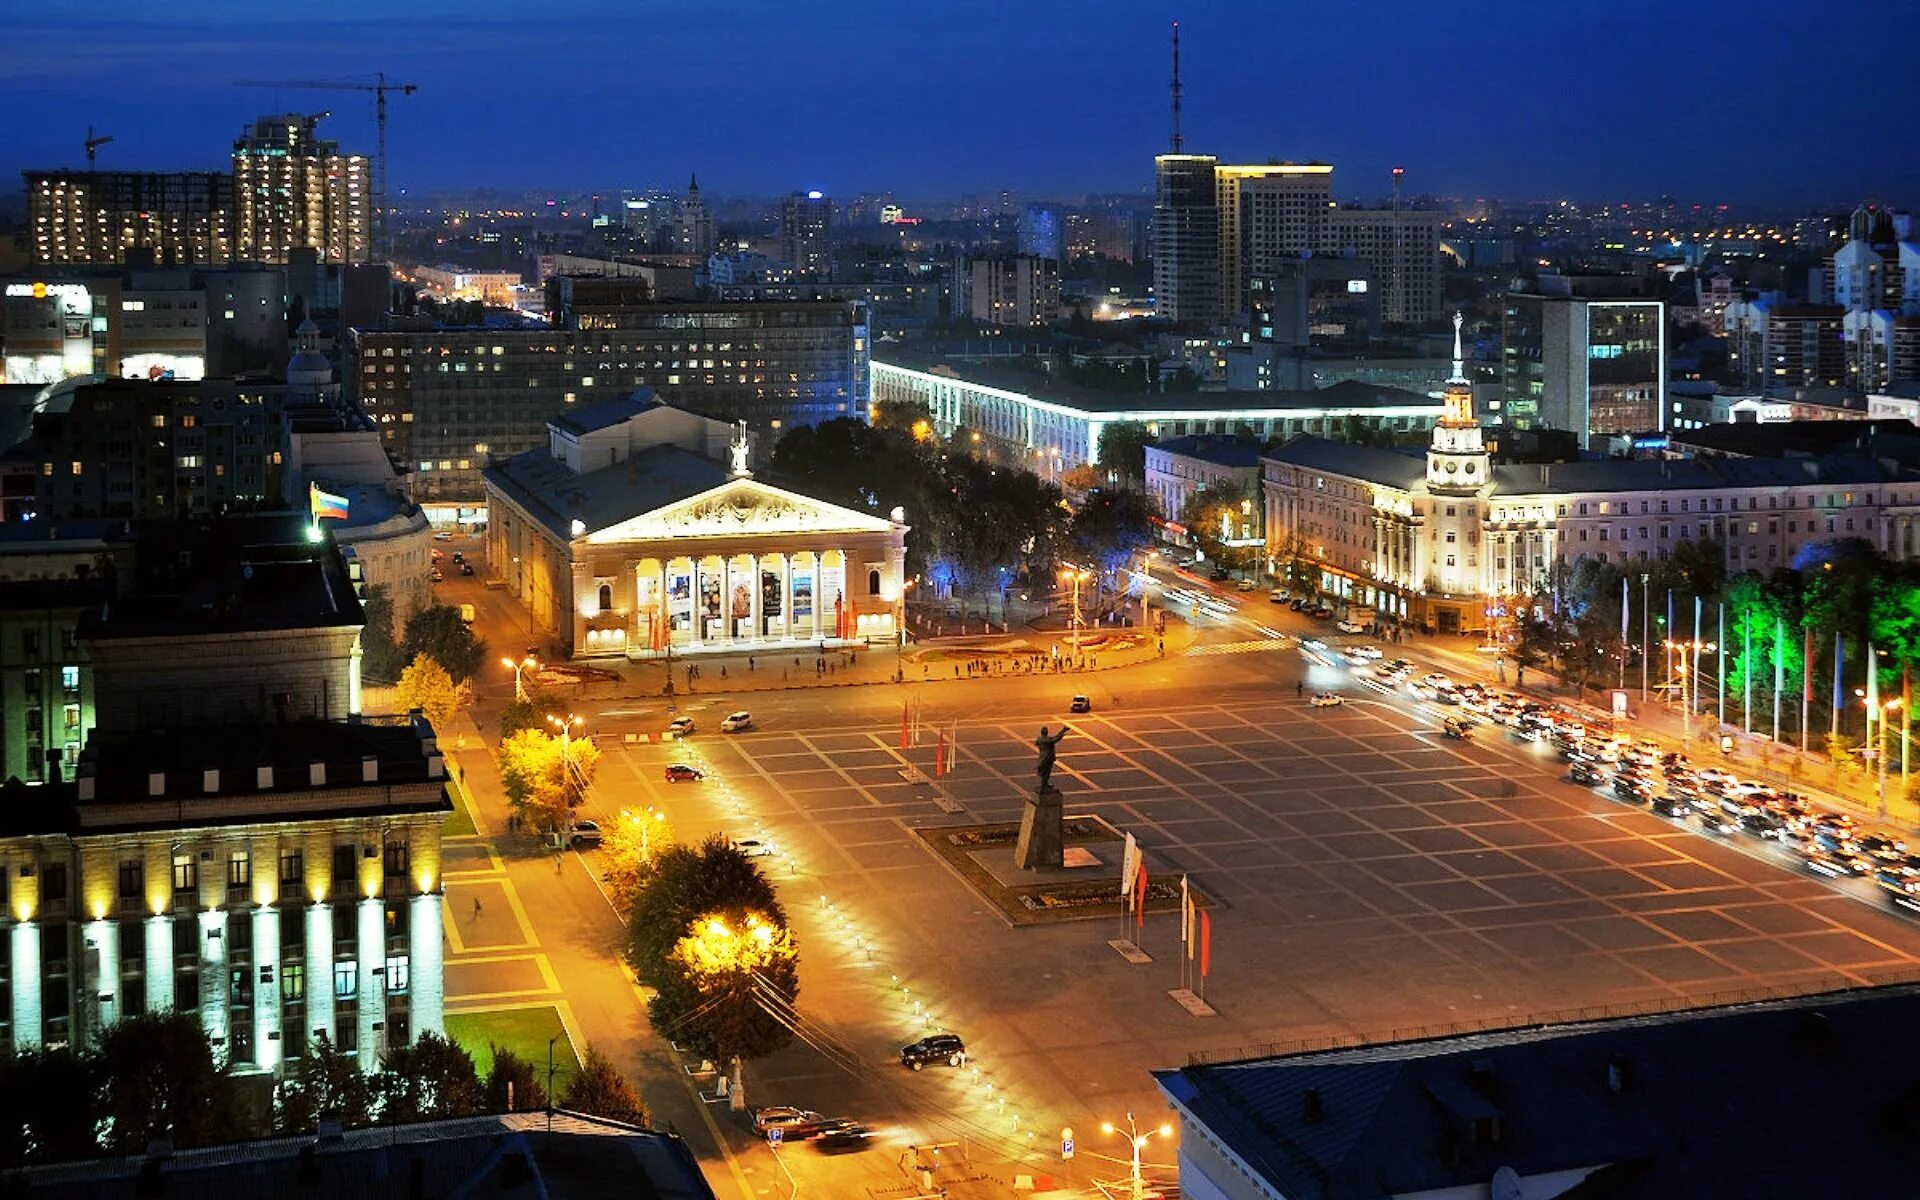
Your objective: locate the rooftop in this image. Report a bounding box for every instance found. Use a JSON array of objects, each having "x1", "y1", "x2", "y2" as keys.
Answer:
[
  {"x1": 1147, "y1": 434, "x2": 1264, "y2": 469},
  {"x1": 485, "y1": 442, "x2": 732, "y2": 542},
  {"x1": 1667, "y1": 419, "x2": 1917, "y2": 459},
  {"x1": 12, "y1": 1110, "x2": 714, "y2": 1200},
  {"x1": 78, "y1": 515, "x2": 363, "y2": 641},
  {"x1": 1154, "y1": 982, "x2": 1920, "y2": 1200},
  {"x1": 549, "y1": 389, "x2": 661, "y2": 437}
]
